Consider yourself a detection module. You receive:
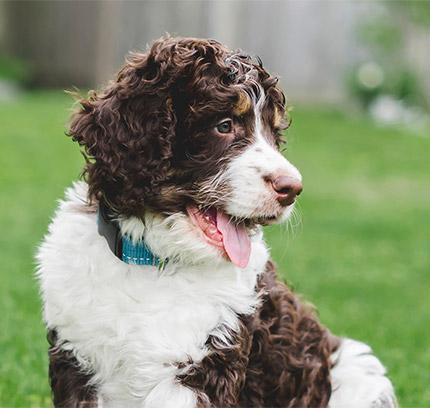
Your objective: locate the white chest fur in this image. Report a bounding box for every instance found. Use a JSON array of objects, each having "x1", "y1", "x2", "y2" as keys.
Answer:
[{"x1": 36, "y1": 183, "x2": 269, "y2": 406}]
